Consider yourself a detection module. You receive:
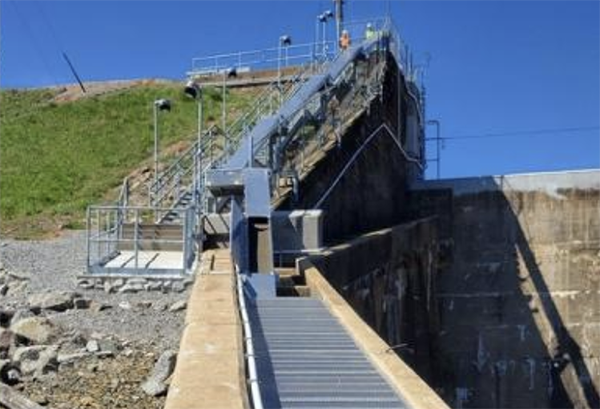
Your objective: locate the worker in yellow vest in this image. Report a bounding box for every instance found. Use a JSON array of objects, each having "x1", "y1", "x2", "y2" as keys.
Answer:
[{"x1": 365, "y1": 23, "x2": 376, "y2": 40}]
